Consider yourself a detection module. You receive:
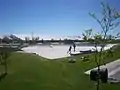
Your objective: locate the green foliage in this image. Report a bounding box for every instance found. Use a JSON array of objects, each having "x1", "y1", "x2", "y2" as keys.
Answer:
[
  {"x1": 93, "y1": 33, "x2": 103, "y2": 44},
  {"x1": 0, "y1": 46, "x2": 120, "y2": 90},
  {"x1": 82, "y1": 29, "x2": 93, "y2": 41},
  {"x1": 82, "y1": 1, "x2": 120, "y2": 54},
  {"x1": 82, "y1": 2, "x2": 120, "y2": 89},
  {"x1": 0, "y1": 47, "x2": 16, "y2": 74},
  {"x1": 0, "y1": 52, "x2": 10, "y2": 74}
]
